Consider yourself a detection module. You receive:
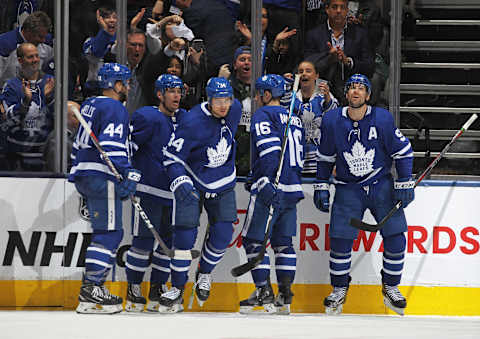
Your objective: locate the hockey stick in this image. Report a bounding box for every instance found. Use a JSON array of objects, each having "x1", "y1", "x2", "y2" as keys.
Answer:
[
  {"x1": 72, "y1": 106, "x2": 200, "y2": 259},
  {"x1": 231, "y1": 74, "x2": 300, "y2": 277},
  {"x1": 350, "y1": 113, "x2": 478, "y2": 232}
]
